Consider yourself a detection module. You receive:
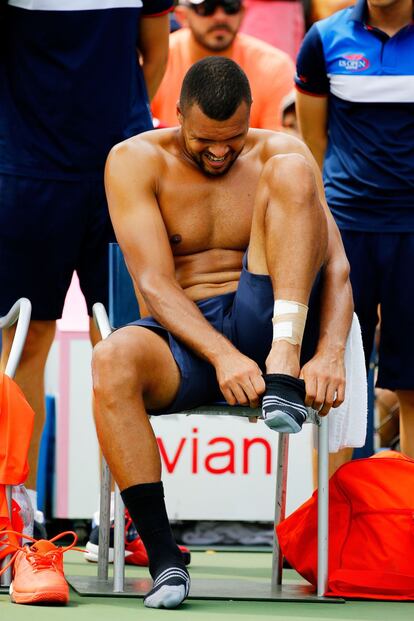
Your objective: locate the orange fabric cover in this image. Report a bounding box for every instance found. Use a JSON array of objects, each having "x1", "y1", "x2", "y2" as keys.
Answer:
[
  {"x1": 0, "y1": 373, "x2": 34, "y2": 559},
  {"x1": 0, "y1": 373, "x2": 34, "y2": 485},
  {"x1": 277, "y1": 451, "x2": 414, "y2": 600},
  {"x1": 151, "y1": 29, "x2": 295, "y2": 130}
]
